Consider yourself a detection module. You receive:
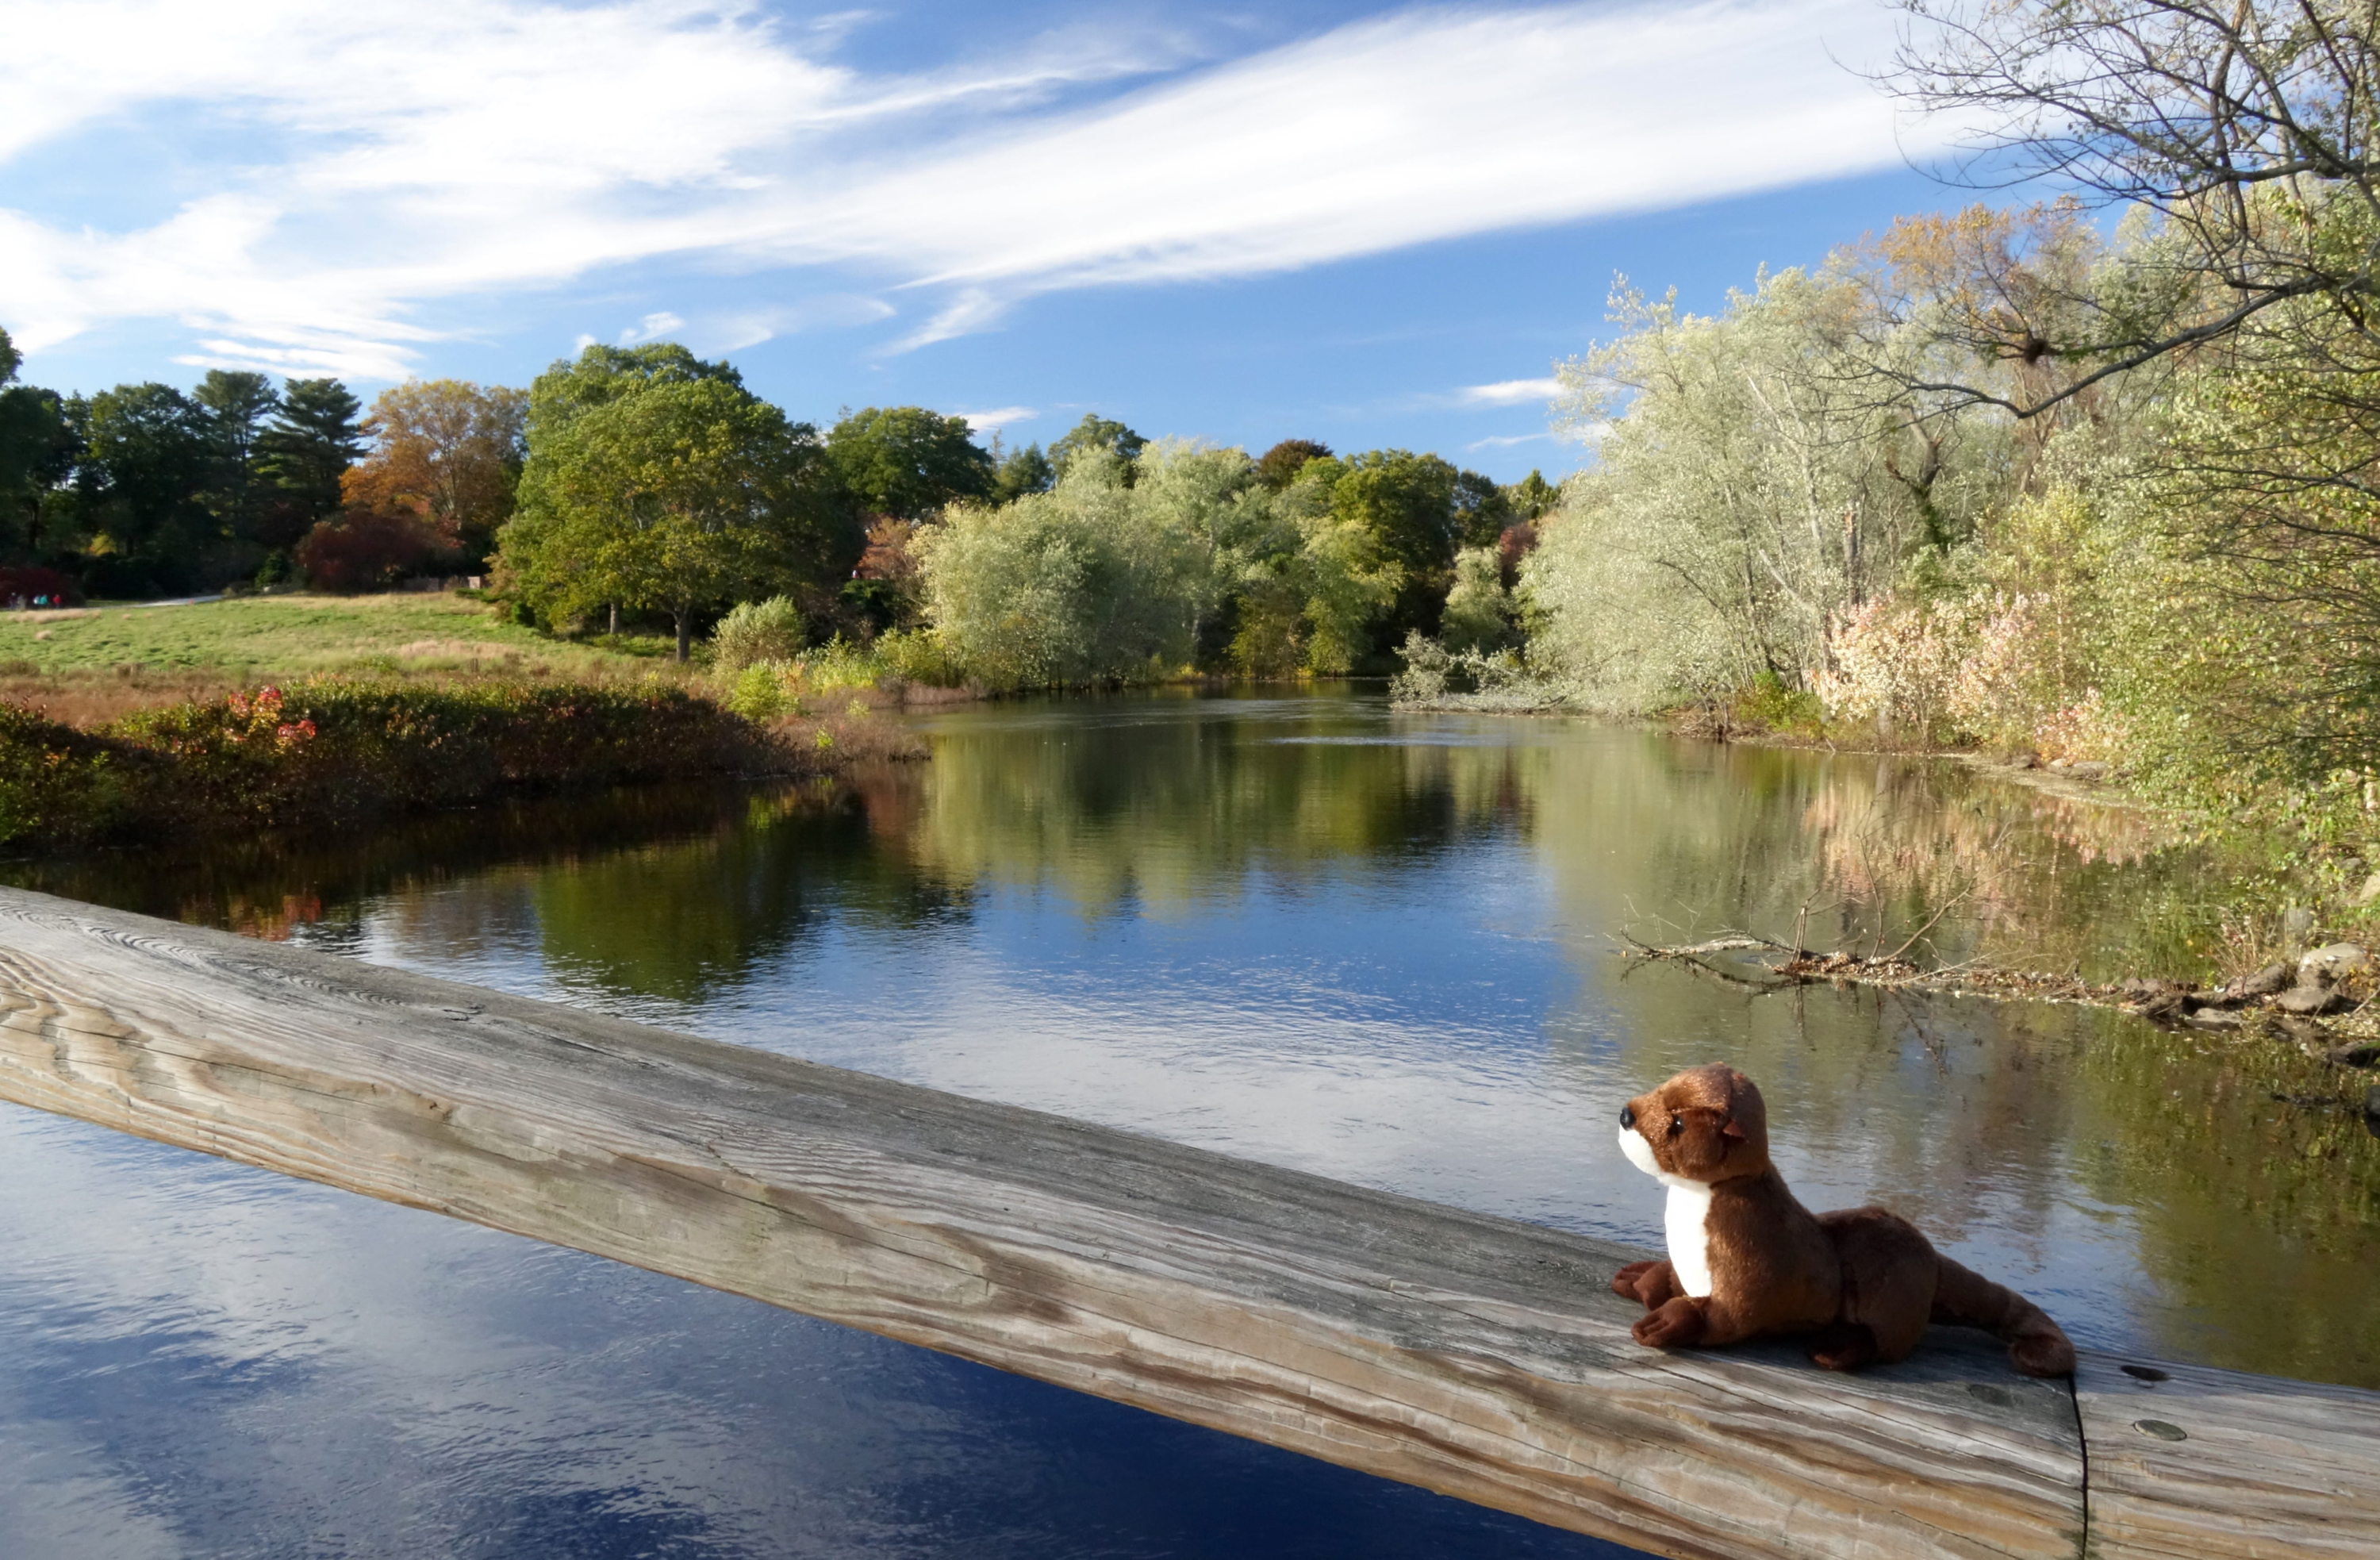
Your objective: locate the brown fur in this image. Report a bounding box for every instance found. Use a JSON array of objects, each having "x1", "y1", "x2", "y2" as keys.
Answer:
[{"x1": 1611, "y1": 1064, "x2": 2075, "y2": 1377}]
